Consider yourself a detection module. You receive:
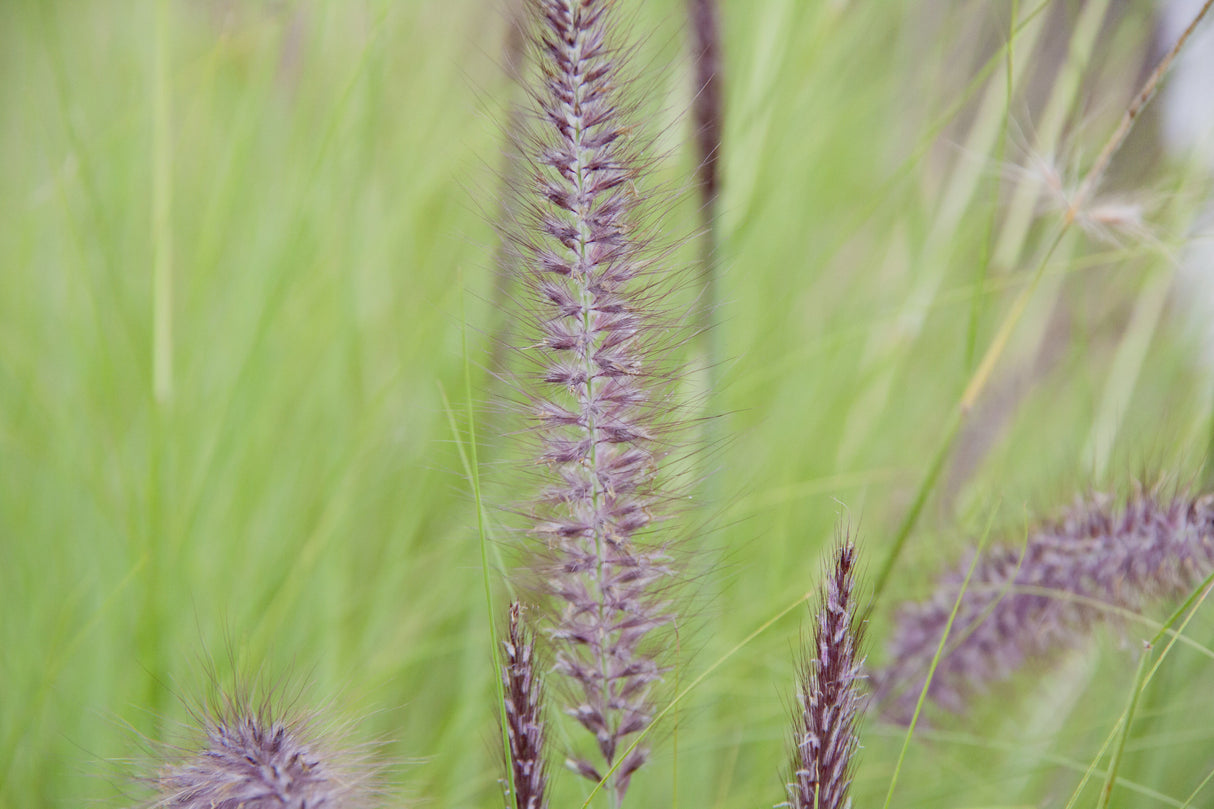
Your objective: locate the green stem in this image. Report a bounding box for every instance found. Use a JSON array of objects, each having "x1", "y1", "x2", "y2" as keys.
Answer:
[{"x1": 152, "y1": 0, "x2": 172, "y2": 405}]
